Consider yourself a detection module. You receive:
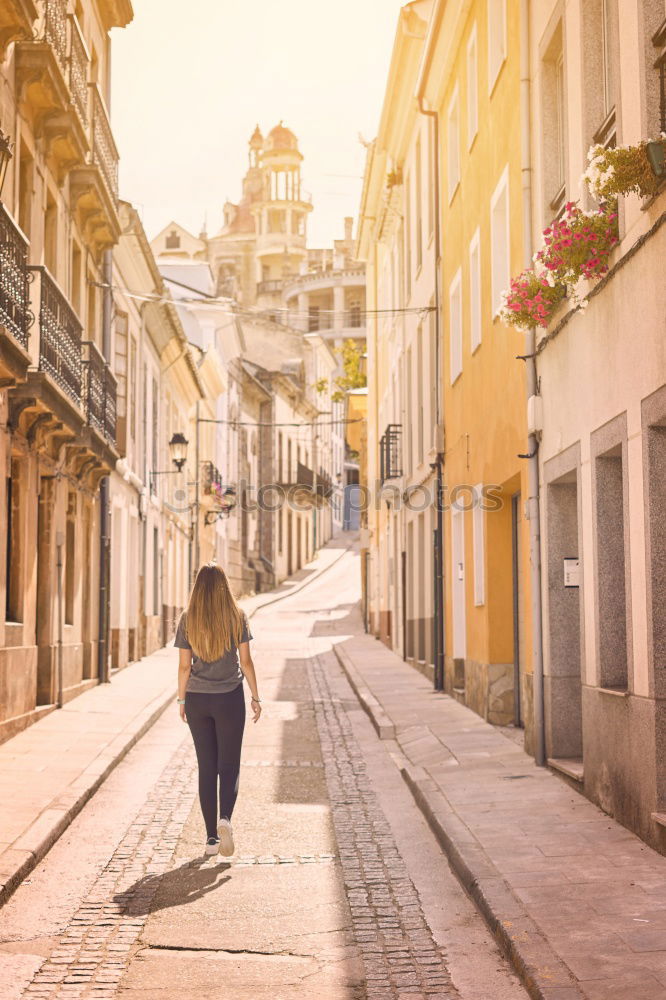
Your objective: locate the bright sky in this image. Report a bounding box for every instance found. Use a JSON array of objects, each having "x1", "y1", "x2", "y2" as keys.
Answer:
[{"x1": 111, "y1": 0, "x2": 406, "y2": 248}]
